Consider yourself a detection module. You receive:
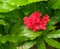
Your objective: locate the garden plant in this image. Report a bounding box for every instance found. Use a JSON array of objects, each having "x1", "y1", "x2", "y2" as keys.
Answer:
[{"x1": 0, "y1": 0, "x2": 60, "y2": 49}]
